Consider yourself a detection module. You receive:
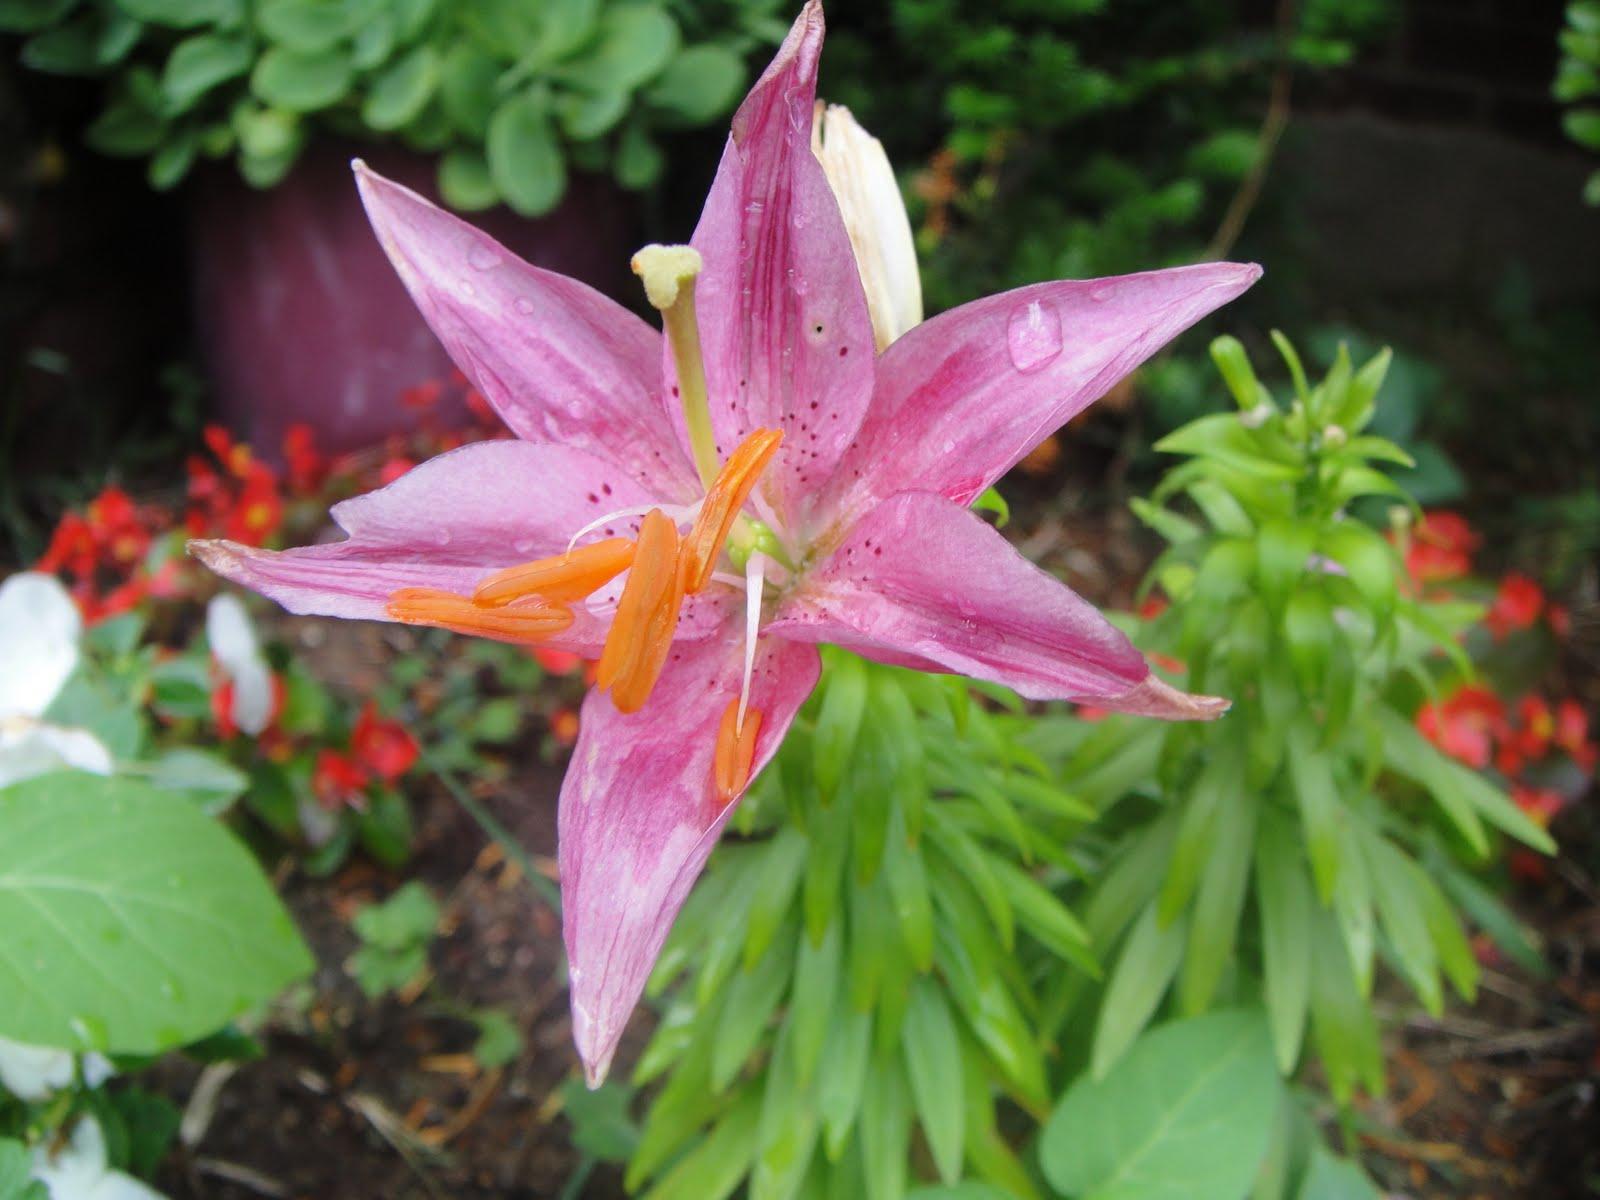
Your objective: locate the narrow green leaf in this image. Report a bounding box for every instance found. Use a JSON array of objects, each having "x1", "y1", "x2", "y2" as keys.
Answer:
[
  {"x1": 1286, "y1": 723, "x2": 1342, "y2": 902},
  {"x1": 743, "y1": 826, "x2": 807, "y2": 969},
  {"x1": 818, "y1": 1004, "x2": 873, "y2": 1159},
  {"x1": 710, "y1": 916, "x2": 796, "y2": 1091},
  {"x1": 1178, "y1": 788, "x2": 1258, "y2": 1014},
  {"x1": 860, "y1": 1055, "x2": 911, "y2": 1200},
  {"x1": 642, "y1": 1087, "x2": 761, "y2": 1200},
  {"x1": 790, "y1": 917, "x2": 842, "y2": 1085},
  {"x1": 1255, "y1": 823, "x2": 1313, "y2": 1073},
  {"x1": 1091, "y1": 901, "x2": 1185, "y2": 1078},
  {"x1": 901, "y1": 980, "x2": 964, "y2": 1183},
  {"x1": 812, "y1": 652, "x2": 868, "y2": 799}
]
